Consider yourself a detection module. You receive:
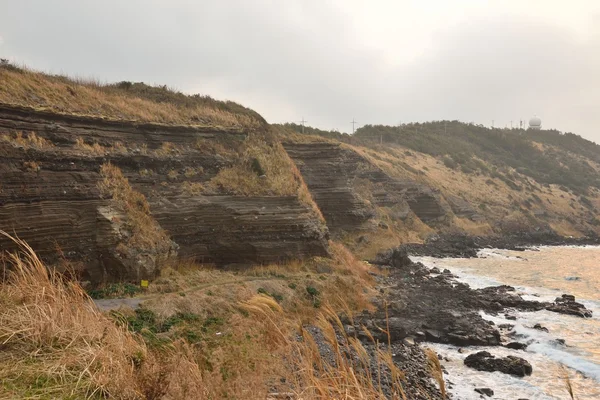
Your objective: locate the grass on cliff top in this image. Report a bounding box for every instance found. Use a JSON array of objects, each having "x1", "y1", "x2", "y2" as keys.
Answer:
[{"x1": 0, "y1": 60, "x2": 263, "y2": 130}]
